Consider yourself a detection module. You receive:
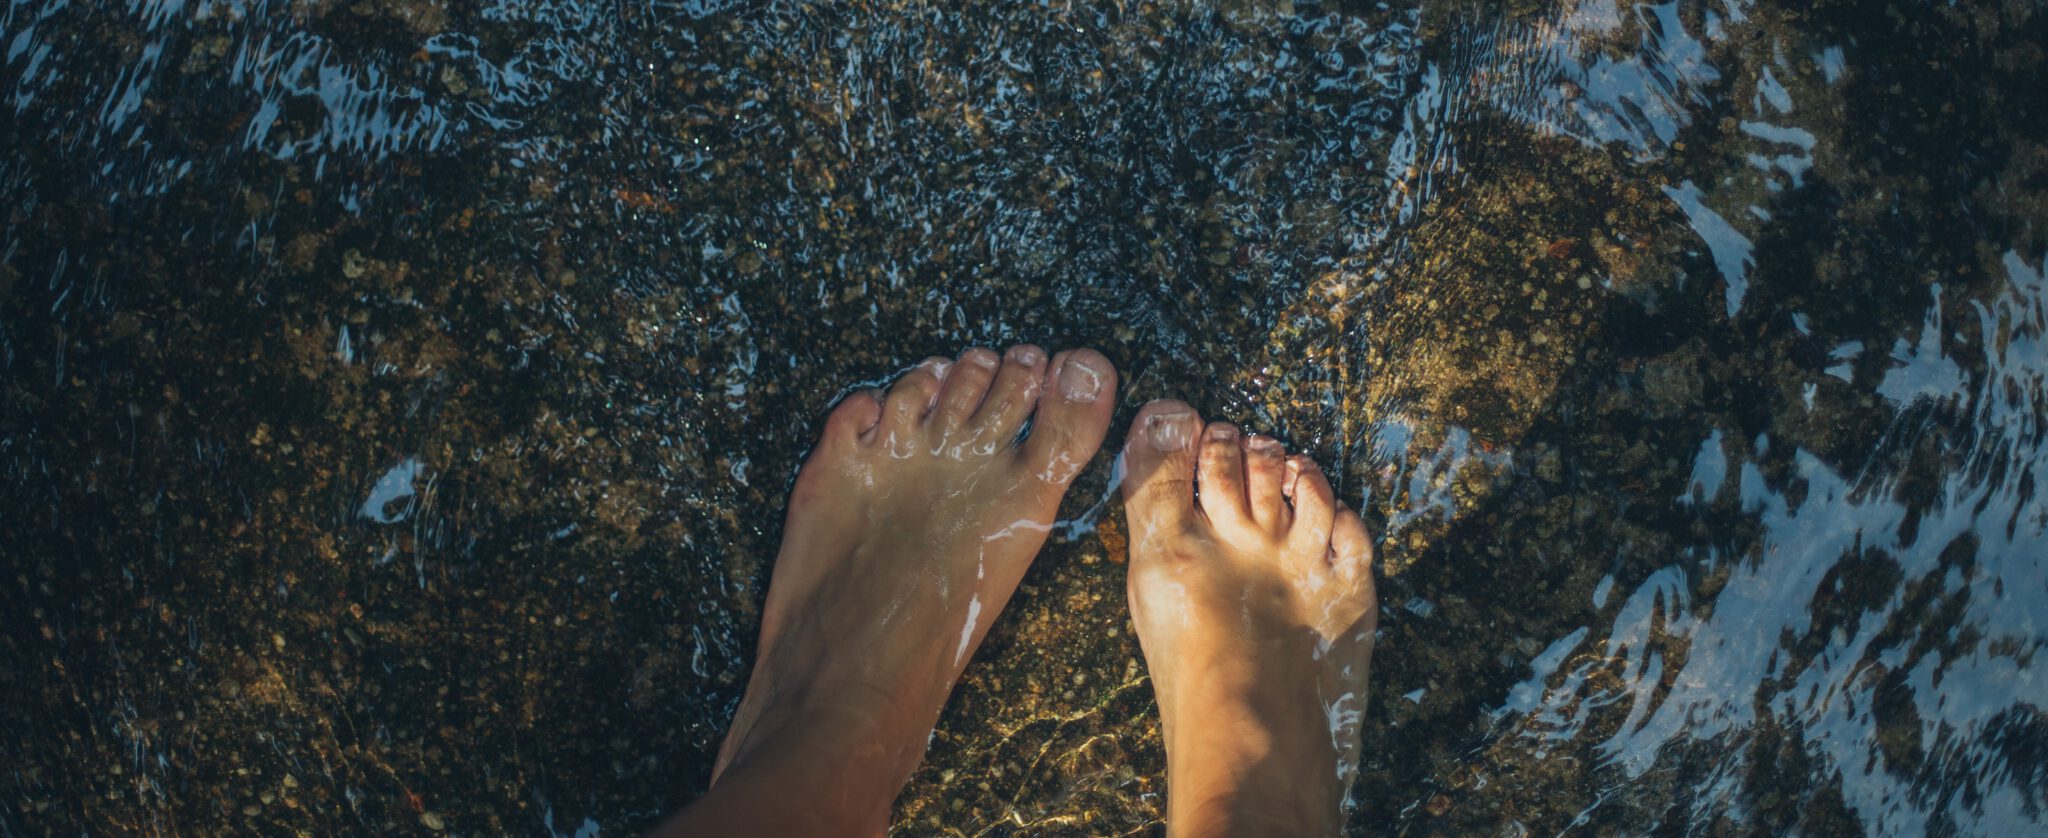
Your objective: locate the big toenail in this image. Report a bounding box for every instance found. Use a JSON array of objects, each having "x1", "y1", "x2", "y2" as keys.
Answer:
[
  {"x1": 1008, "y1": 345, "x2": 1043, "y2": 365},
  {"x1": 1060, "y1": 357, "x2": 1105, "y2": 401},
  {"x1": 1149, "y1": 414, "x2": 1191, "y2": 450}
]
